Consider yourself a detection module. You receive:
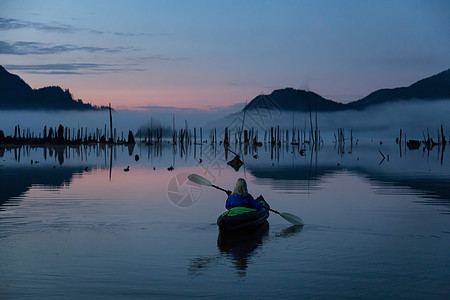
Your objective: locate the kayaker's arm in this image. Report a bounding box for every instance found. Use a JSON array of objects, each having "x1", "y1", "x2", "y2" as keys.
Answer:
[
  {"x1": 247, "y1": 194, "x2": 263, "y2": 210},
  {"x1": 225, "y1": 194, "x2": 233, "y2": 209}
]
